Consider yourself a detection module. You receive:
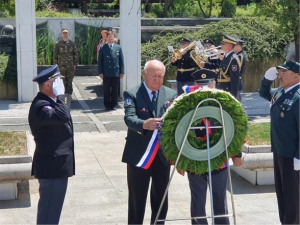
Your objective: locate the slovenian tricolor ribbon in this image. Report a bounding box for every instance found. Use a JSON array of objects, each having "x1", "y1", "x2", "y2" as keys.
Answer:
[
  {"x1": 136, "y1": 129, "x2": 160, "y2": 169},
  {"x1": 182, "y1": 85, "x2": 204, "y2": 94}
]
